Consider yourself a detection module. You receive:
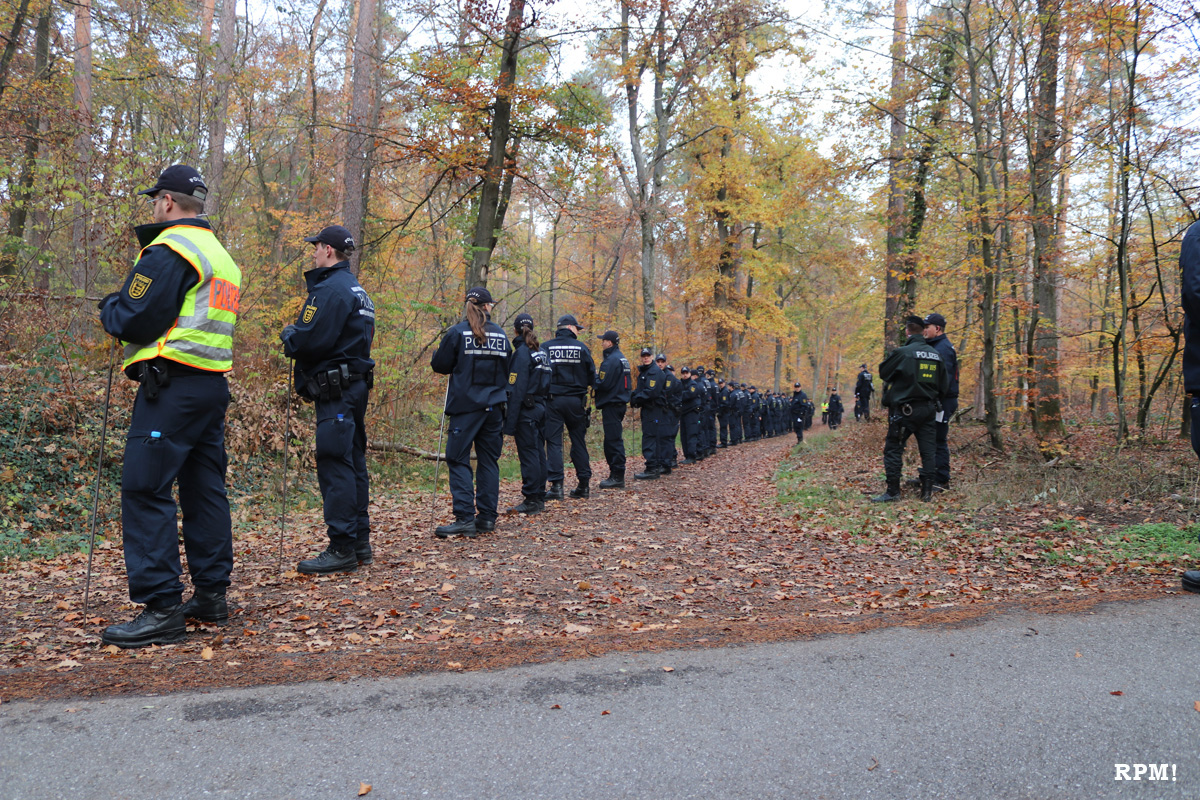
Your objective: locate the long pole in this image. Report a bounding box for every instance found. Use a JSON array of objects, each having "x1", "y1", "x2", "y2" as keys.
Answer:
[
  {"x1": 428, "y1": 379, "x2": 451, "y2": 529},
  {"x1": 279, "y1": 359, "x2": 292, "y2": 572},
  {"x1": 83, "y1": 342, "x2": 118, "y2": 621}
]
